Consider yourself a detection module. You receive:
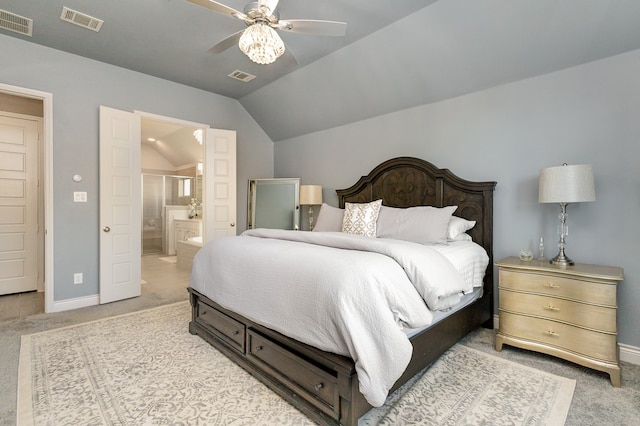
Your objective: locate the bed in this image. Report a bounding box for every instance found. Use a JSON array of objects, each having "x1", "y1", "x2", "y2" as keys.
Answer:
[{"x1": 188, "y1": 156, "x2": 496, "y2": 425}]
